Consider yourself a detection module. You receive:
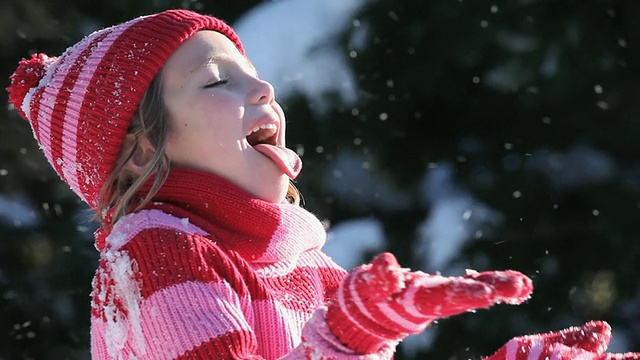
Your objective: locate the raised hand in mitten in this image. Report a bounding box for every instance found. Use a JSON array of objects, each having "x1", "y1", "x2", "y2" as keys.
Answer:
[
  {"x1": 483, "y1": 321, "x2": 640, "y2": 360},
  {"x1": 325, "y1": 252, "x2": 533, "y2": 354}
]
